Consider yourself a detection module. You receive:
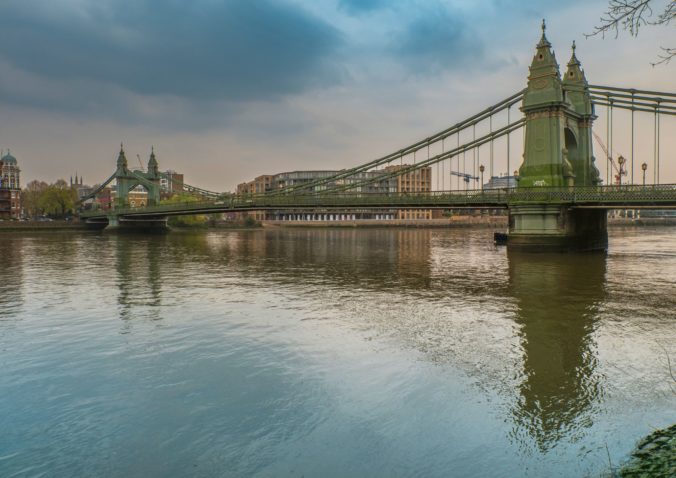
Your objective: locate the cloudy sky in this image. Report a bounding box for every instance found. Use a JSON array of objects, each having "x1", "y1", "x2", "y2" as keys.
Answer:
[{"x1": 0, "y1": 0, "x2": 673, "y2": 191}]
